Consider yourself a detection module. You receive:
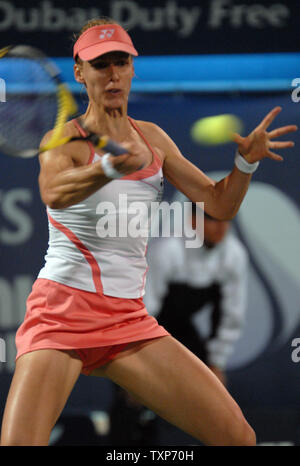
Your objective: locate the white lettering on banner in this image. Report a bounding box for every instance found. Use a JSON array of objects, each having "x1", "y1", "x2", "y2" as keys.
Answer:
[
  {"x1": 0, "y1": 188, "x2": 33, "y2": 246},
  {"x1": 291, "y1": 79, "x2": 300, "y2": 103},
  {"x1": 0, "y1": 338, "x2": 5, "y2": 362},
  {"x1": 0, "y1": 333, "x2": 15, "y2": 373},
  {"x1": 40, "y1": 2, "x2": 101, "y2": 32},
  {"x1": 0, "y1": 1, "x2": 290, "y2": 35},
  {"x1": 0, "y1": 77, "x2": 6, "y2": 102},
  {"x1": 0, "y1": 0, "x2": 12, "y2": 29},
  {"x1": 0, "y1": 276, "x2": 33, "y2": 327},
  {"x1": 0, "y1": 1, "x2": 103, "y2": 32},
  {"x1": 15, "y1": 7, "x2": 39, "y2": 32},
  {"x1": 208, "y1": 0, "x2": 290, "y2": 28},
  {"x1": 42, "y1": 0, "x2": 65, "y2": 31},
  {"x1": 0, "y1": 275, "x2": 34, "y2": 373},
  {"x1": 291, "y1": 338, "x2": 300, "y2": 363},
  {"x1": 112, "y1": 0, "x2": 201, "y2": 37}
]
